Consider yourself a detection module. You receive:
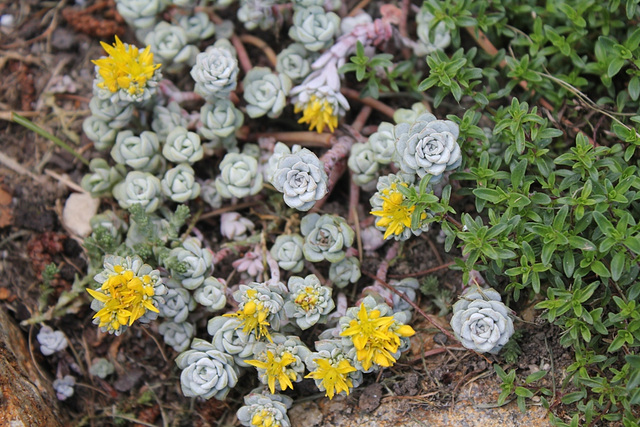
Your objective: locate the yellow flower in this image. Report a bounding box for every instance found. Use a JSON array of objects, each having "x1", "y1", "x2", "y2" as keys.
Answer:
[
  {"x1": 340, "y1": 303, "x2": 415, "y2": 371},
  {"x1": 86, "y1": 263, "x2": 158, "y2": 334},
  {"x1": 370, "y1": 183, "x2": 421, "y2": 240},
  {"x1": 92, "y1": 36, "x2": 160, "y2": 96},
  {"x1": 294, "y1": 95, "x2": 339, "y2": 133},
  {"x1": 305, "y1": 358, "x2": 356, "y2": 399},
  {"x1": 251, "y1": 408, "x2": 279, "y2": 427},
  {"x1": 294, "y1": 286, "x2": 320, "y2": 312},
  {"x1": 223, "y1": 289, "x2": 273, "y2": 342},
  {"x1": 246, "y1": 350, "x2": 297, "y2": 394}
]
